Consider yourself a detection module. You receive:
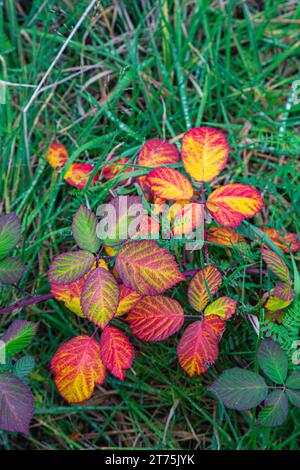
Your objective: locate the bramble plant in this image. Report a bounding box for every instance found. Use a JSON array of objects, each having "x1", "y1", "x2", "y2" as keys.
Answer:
[{"x1": 209, "y1": 339, "x2": 300, "y2": 427}]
